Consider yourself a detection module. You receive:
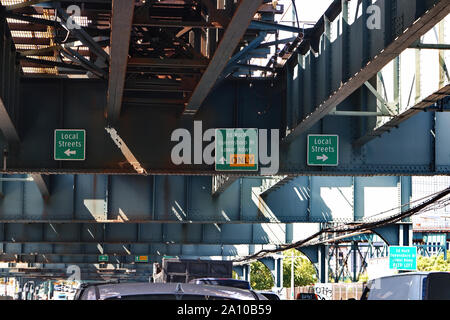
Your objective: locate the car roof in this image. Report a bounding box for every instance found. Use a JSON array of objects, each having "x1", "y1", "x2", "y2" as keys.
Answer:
[
  {"x1": 86, "y1": 282, "x2": 262, "y2": 300},
  {"x1": 369, "y1": 271, "x2": 450, "y2": 281},
  {"x1": 257, "y1": 291, "x2": 279, "y2": 294},
  {"x1": 192, "y1": 278, "x2": 248, "y2": 282}
]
